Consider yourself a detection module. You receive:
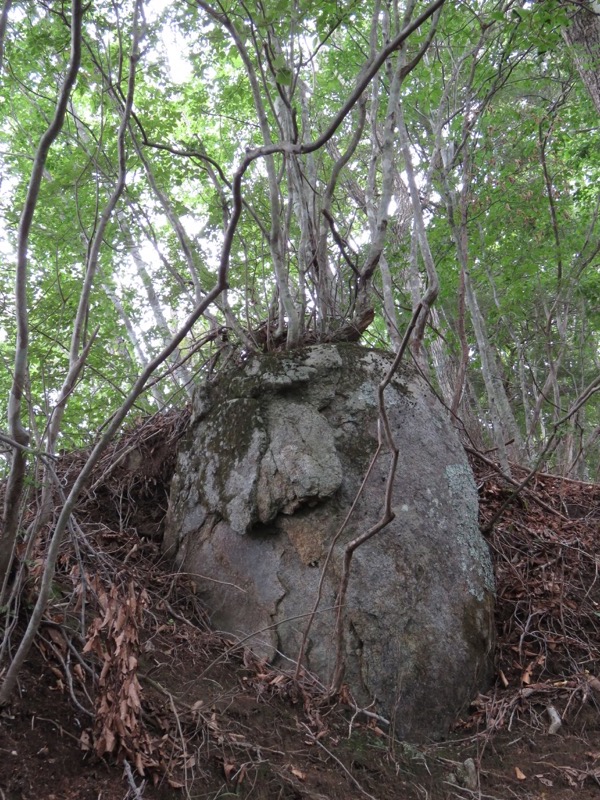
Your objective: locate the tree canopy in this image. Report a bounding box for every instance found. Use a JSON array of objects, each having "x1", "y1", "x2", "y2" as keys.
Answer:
[{"x1": 0, "y1": 0, "x2": 599, "y2": 594}]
